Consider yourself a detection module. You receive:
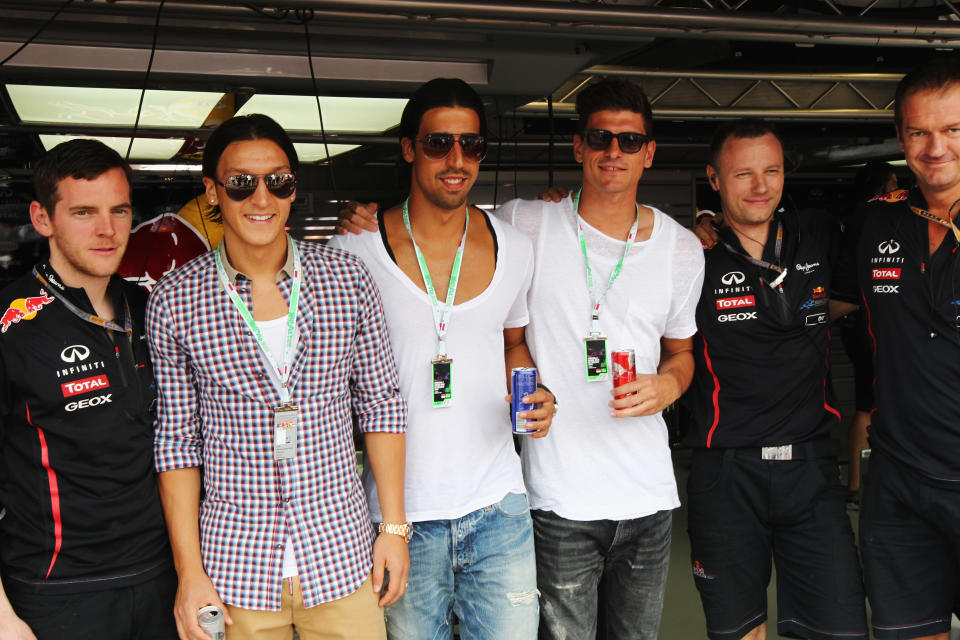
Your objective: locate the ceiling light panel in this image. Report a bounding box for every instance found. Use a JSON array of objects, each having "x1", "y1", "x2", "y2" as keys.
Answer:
[
  {"x1": 237, "y1": 95, "x2": 408, "y2": 133},
  {"x1": 8, "y1": 85, "x2": 223, "y2": 127},
  {"x1": 39, "y1": 135, "x2": 185, "y2": 160},
  {"x1": 293, "y1": 143, "x2": 361, "y2": 162}
]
